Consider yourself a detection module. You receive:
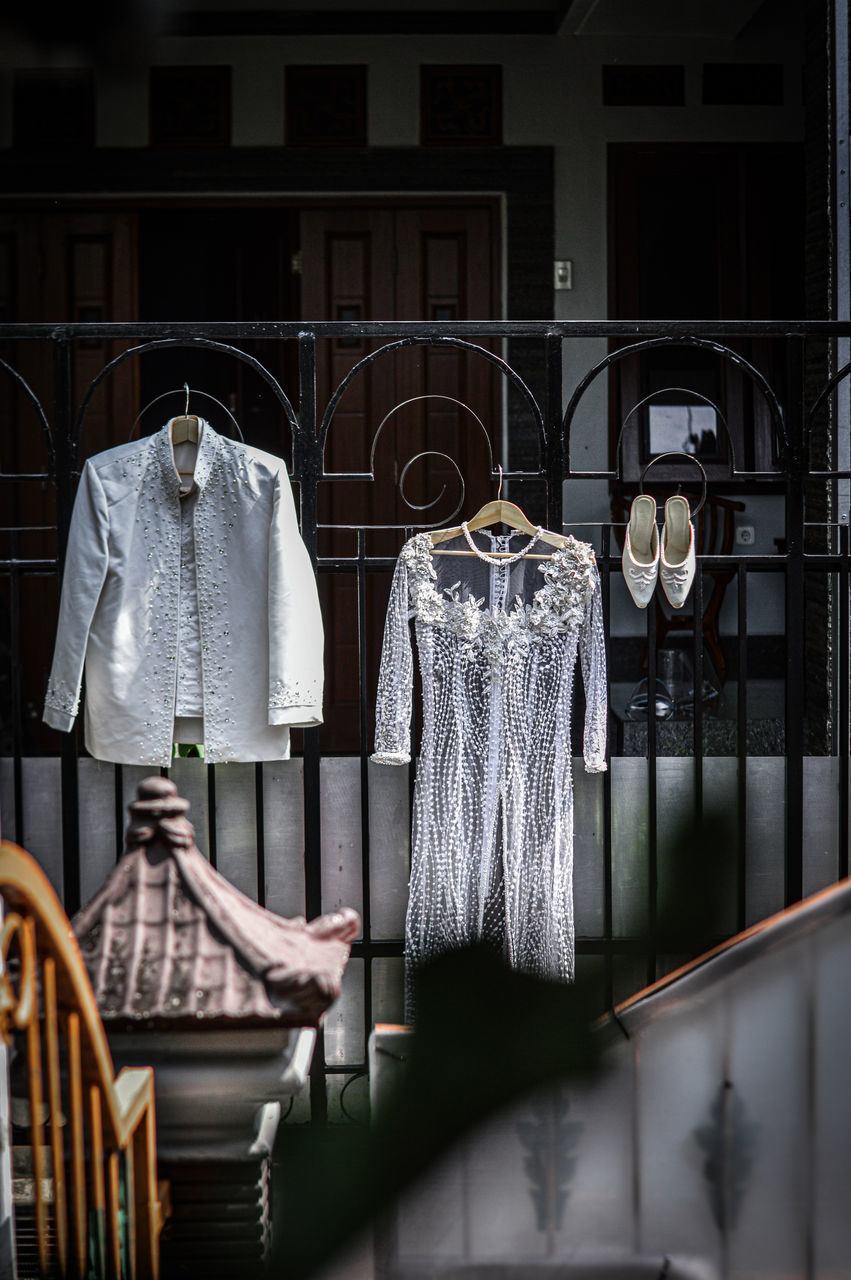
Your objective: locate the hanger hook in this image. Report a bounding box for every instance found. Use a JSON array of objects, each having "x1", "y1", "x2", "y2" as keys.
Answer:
[
  {"x1": 497, "y1": 463, "x2": 503, "y2": 500},
  {"x1": 183, "y1": 382, "x2": 190, "y2": 415}
]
